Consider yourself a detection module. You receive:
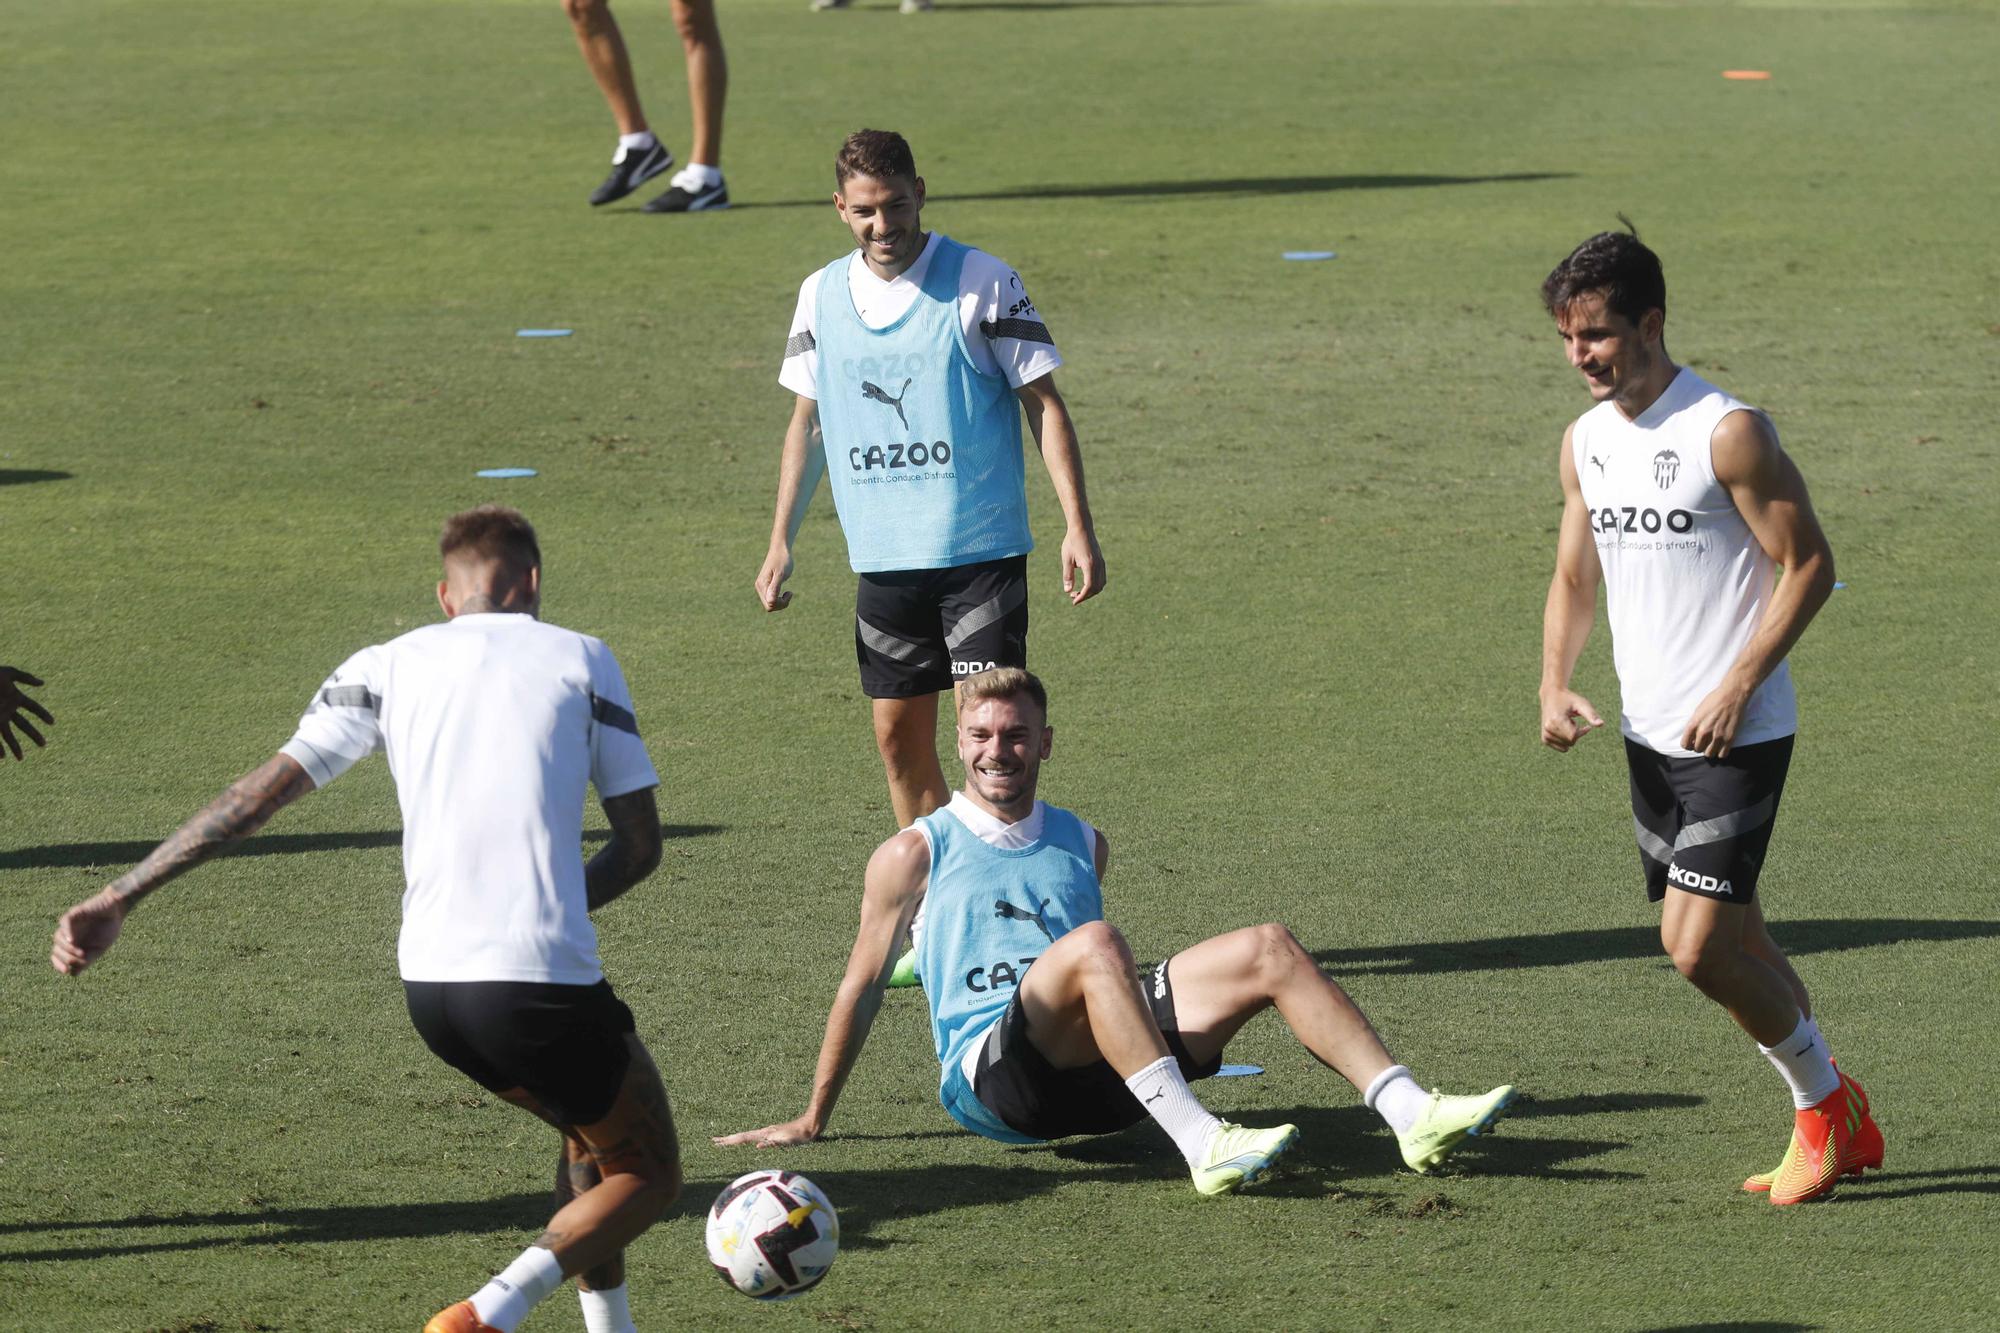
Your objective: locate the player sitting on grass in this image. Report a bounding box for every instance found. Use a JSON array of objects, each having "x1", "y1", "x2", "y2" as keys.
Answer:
[
  {"x1": 51, "y1": 507, "x2": 677, "y2": 1333},
  {"x1": 717, "y1": 668, "x2": 1516, "y2": 1191}
]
